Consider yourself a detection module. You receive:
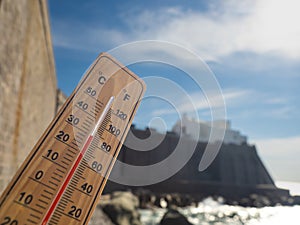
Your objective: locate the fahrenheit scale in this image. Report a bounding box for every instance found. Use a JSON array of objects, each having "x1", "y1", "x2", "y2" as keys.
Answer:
[{"x1": 0, "y1": 53, "x2": 146, "y2": 225}]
